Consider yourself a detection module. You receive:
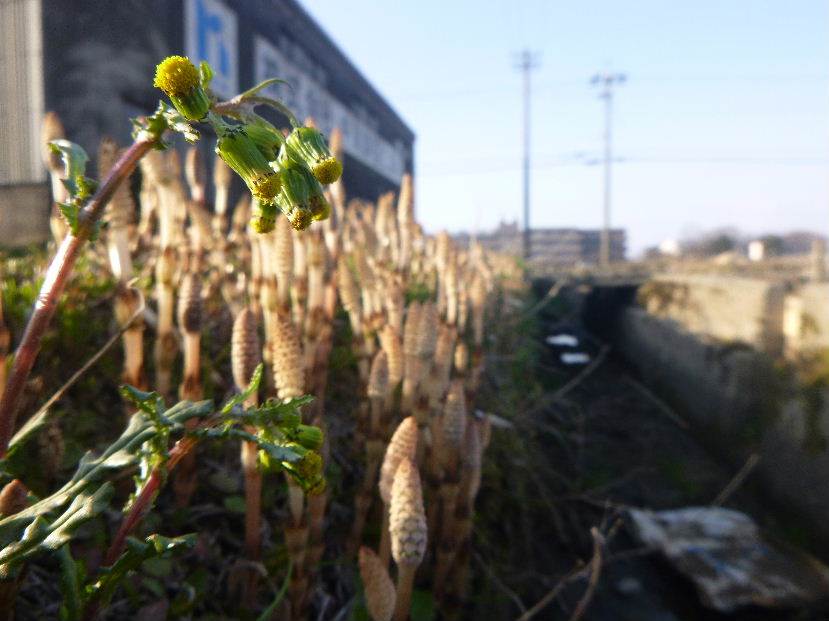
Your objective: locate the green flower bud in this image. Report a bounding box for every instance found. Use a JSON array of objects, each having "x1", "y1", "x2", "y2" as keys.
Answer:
[
  {"x1": 296, "y1": 165, "x2": 331, "y2": 222},
  {"x1": 250, "y1": 199, "x2": 277, "y2": 234},
  {"x1": 281, "y1": 444, "x2": 326, "y2": 493},
  {"x1": 275, "y1": 166, "x2": 314, "y2": 231},
  {"x1": 245, "y1": 122, "x2": 282, "y2": 161},
  {"x1": 154, "y1": 56, "x2": 211, "y2": 121},
  {"x1": 216, "y1": 126, "x2": 282, "y2": 201},
  {"x1": 295, "y1": 424, "x2": 324, "y2": 451},
  {"x1": 285, "y1": 127, "x2": 342, "y2": 184}
]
